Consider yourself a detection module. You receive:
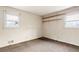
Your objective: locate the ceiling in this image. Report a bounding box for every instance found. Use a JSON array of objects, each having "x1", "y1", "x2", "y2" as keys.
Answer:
[{"x1": 11, "y1": 6, "x2": 72, "y2": 16}]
